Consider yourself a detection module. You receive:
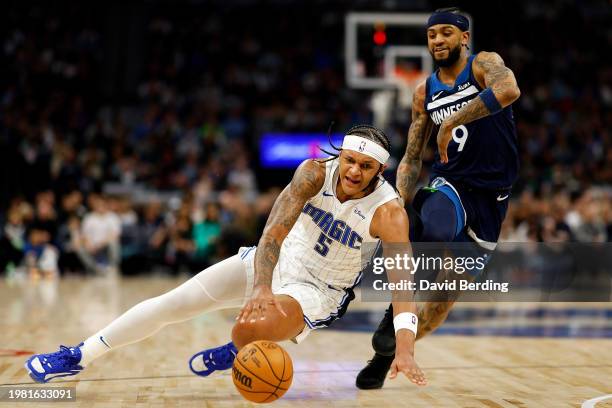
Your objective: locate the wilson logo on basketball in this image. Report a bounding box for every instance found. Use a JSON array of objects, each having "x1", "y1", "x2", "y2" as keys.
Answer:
[{"x1": 232, "y1": 366, "x2": 253, "y2": 389}]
